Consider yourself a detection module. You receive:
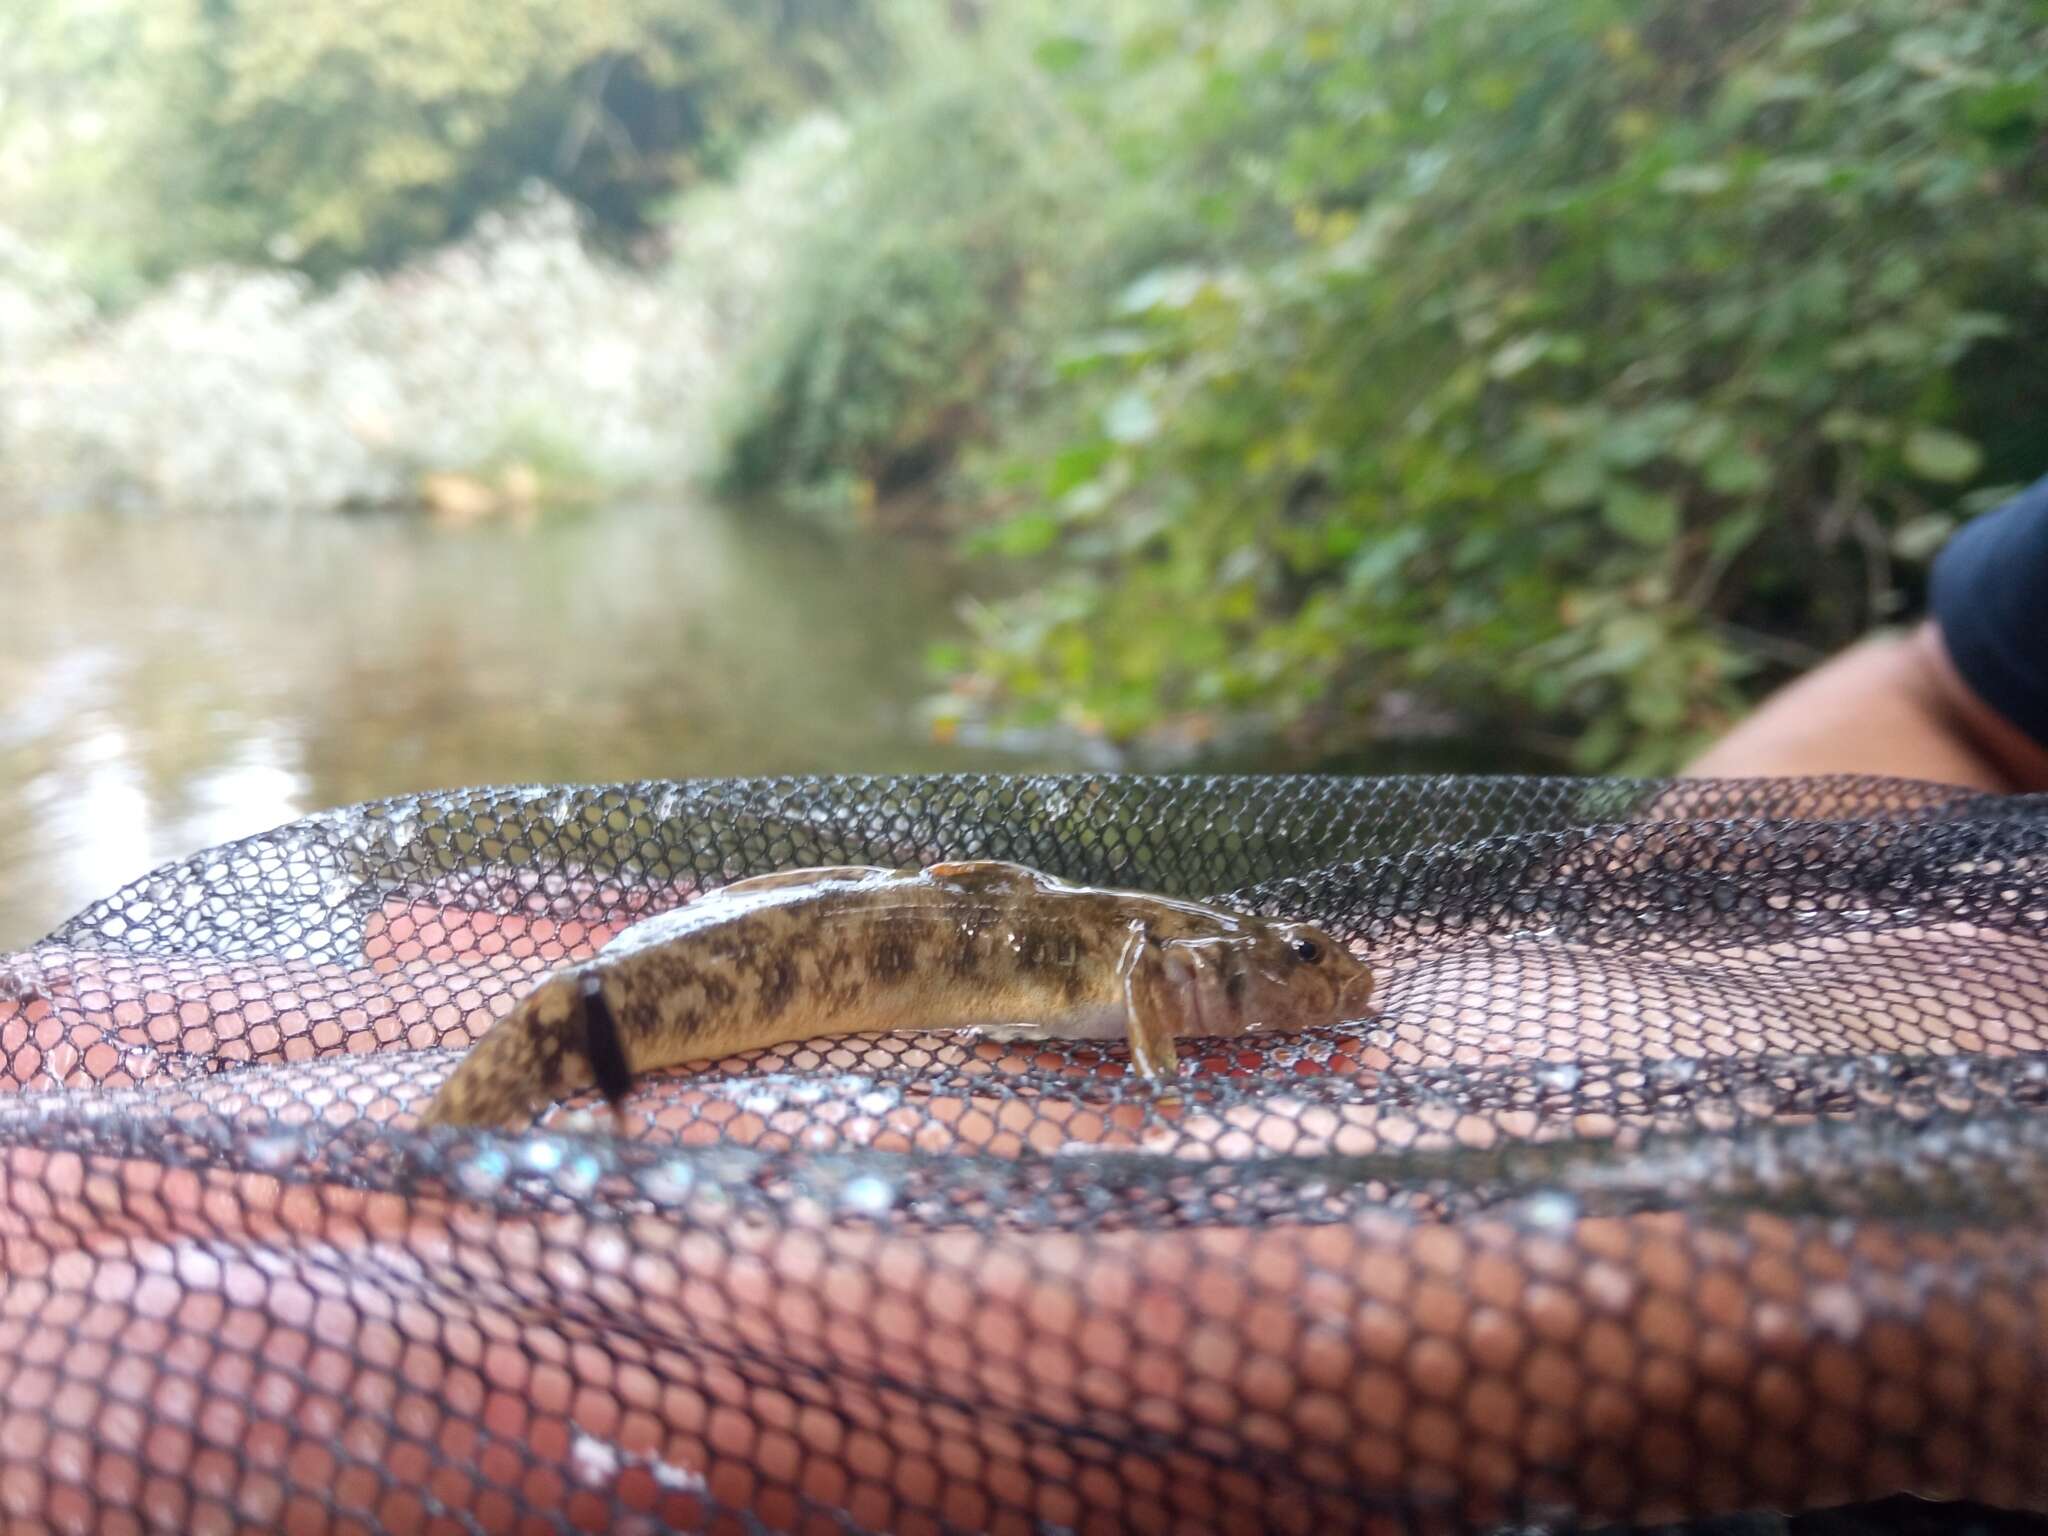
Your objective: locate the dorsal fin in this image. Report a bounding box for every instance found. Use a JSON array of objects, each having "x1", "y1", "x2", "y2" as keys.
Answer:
[
  {"x1": 718, "y1": 865, "x2": 898, "y2": 897},
  {"x1": 922, "y1": 860, "x2": 1048, "y2": 893}
]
